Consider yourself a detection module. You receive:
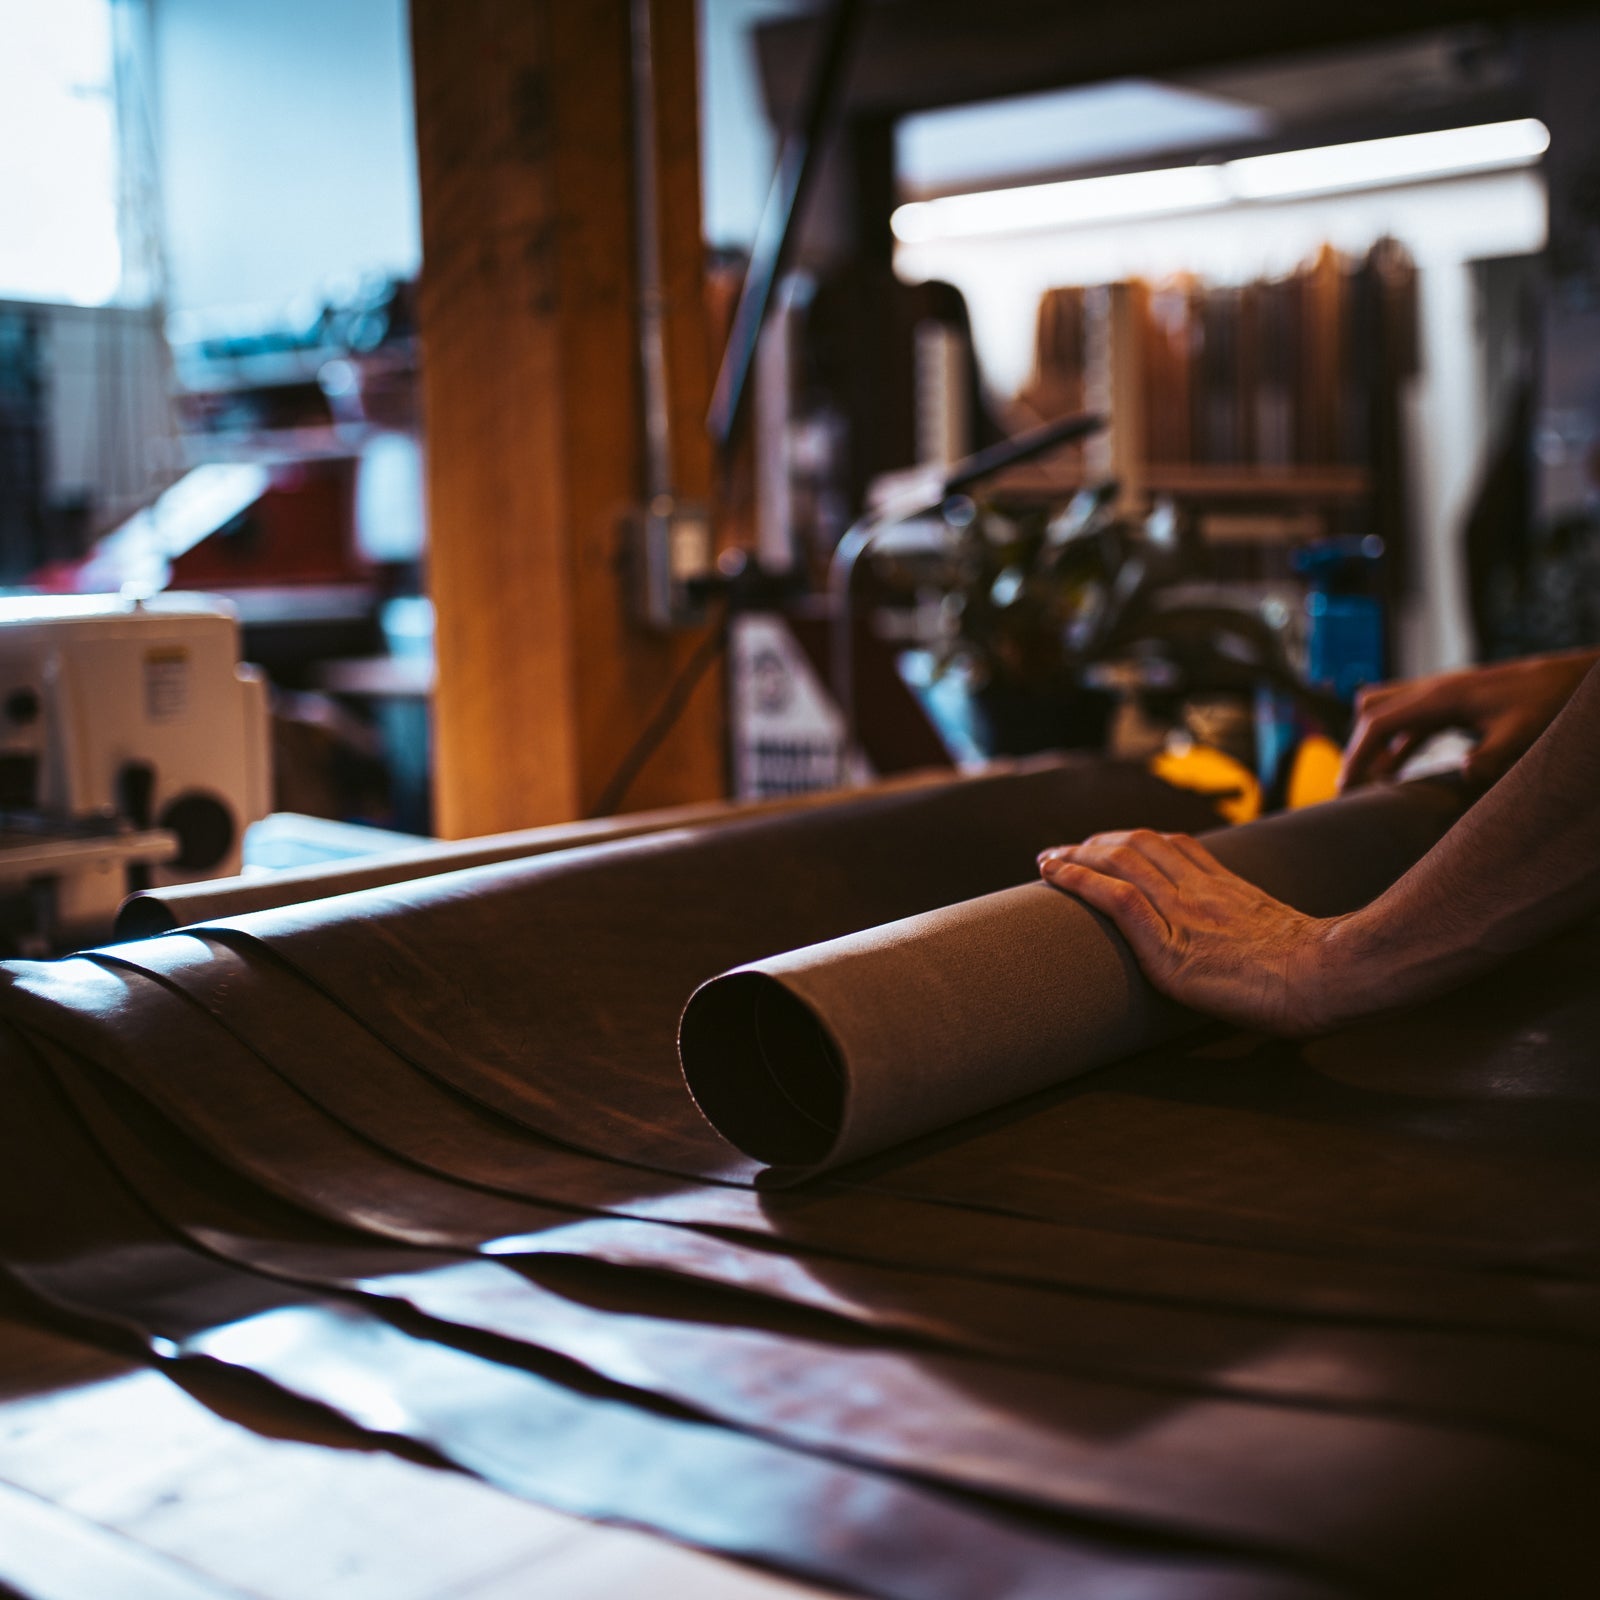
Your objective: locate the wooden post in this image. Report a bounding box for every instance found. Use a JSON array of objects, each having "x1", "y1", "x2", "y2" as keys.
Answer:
[{"x1": 411, "y1": 0, "x2": 722, "y2": 838}]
